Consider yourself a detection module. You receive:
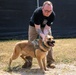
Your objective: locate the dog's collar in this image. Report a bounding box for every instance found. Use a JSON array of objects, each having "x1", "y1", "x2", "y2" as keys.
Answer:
[
  {"x1": 39, "y1": 42, "x2": 50, "y2": 52},
  {"x1": 42, "y1": 42, "x2": 49, "y2": 49},
  {"x1": 40, "y1": 48, "x2": 47, "y2": 52}
]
